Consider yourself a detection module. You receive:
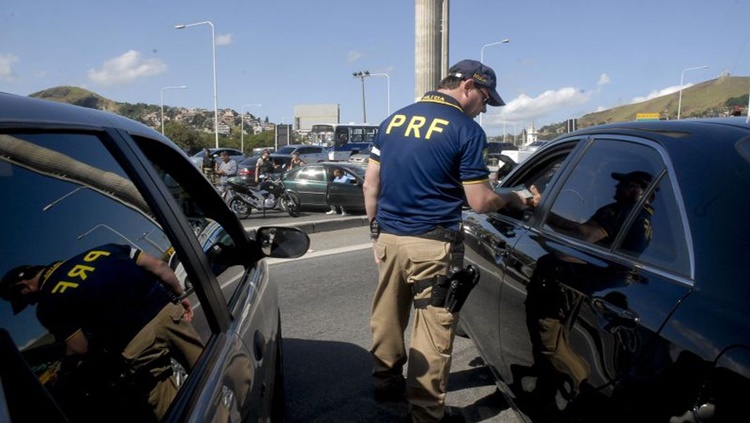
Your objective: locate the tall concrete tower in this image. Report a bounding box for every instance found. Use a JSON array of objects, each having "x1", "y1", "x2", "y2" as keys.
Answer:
[{"x1": 415, "y1": 0, "x2": 449, "y2": 101}]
